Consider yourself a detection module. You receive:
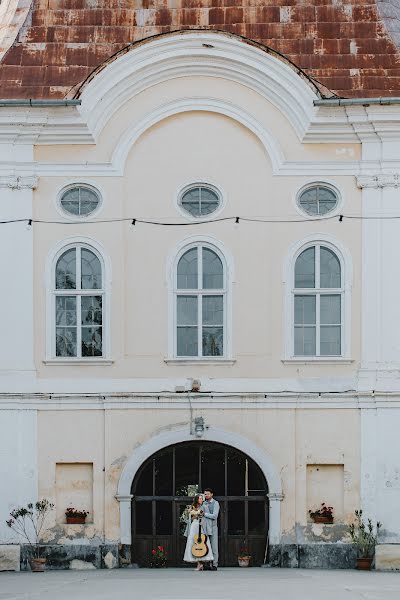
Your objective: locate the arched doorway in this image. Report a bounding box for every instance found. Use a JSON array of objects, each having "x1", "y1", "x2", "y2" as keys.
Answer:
[{"x1": 131, "y1": 441, "x2": 269, "y2": 566}]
